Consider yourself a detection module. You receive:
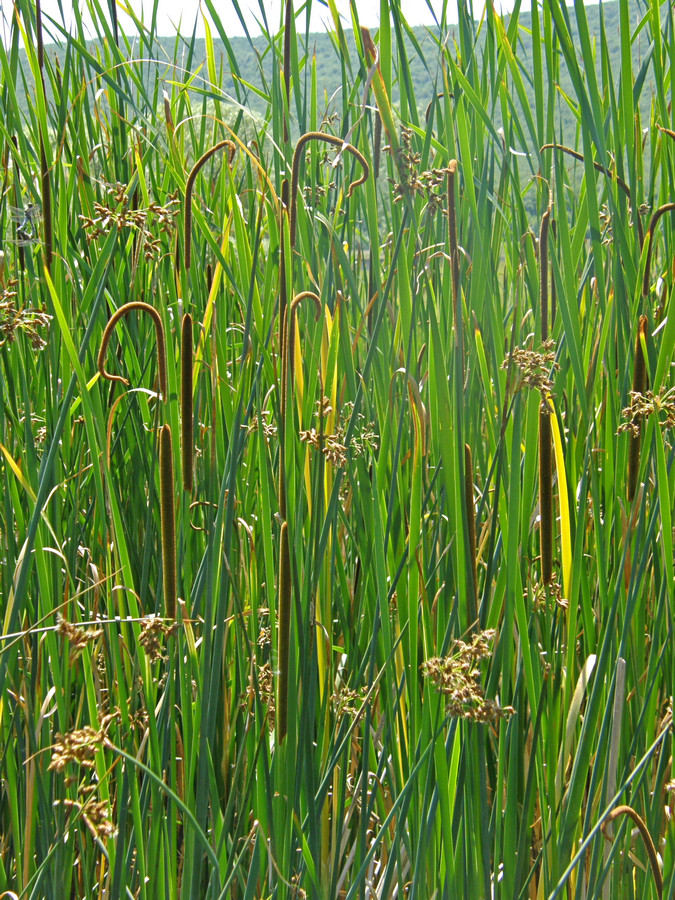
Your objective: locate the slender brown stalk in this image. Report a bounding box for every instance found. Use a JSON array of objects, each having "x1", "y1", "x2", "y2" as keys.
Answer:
[
  {"x1": 539, "y1": 409, "x2": 553, "y2": 585},
  {"x1": 287, "y1": 291, "x2": 322, "y2": 396},
  {"x1": 98, "y1": 302, "x2": 168, "y2": 399},
  {"x1": 602, "y1": 805, "x2": 662, "y2": 898},
  {"x1": 184, "y1": 140, "x2": 236, "y2": 271},
  {"x1": 465, "y1": 443, "x2": 478, "y2": 628},
  {"x1": 160, "y1": 424, "x2": 177, "y2": 619},
  {"x1": 642, "y1": 203, "x2": 675, "y2": 297},
  {"x1": 627, "y1": 315, "x2": 649, "y2": 503},
  {"x1": 277, "y1": 520, "x2": 291, "y2": 743},
  {"x1": 541, "y1": 143, "x2": 643, "y2": 246},
  {"x1": 35, "y1": 0, "x2": 52, "y2": 271},
  {"x1": 290, "y1": 132, "x2": 369, "y2": 247},
  {"x1": 373, "y1": 112, "x2": 382, "y2": 179},
  {"x1": 283, "y1": 0, "x2": 293, "y2": 145},
  {"x1": 446, "y1": 160, "x2": 460, "y2": 334},
  {"x1": 181, "y1": 313, "x2": 193, "y2": 493},
  {"x1": 540, "y1": 196, "x2": 552, "y2": 340}
]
